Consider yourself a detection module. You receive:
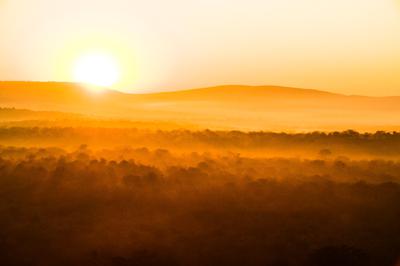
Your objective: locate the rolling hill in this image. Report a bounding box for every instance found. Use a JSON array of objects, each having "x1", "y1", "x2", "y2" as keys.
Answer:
[{"x1": 0, "y1": 81, "x2": 399, "y2": 131}]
